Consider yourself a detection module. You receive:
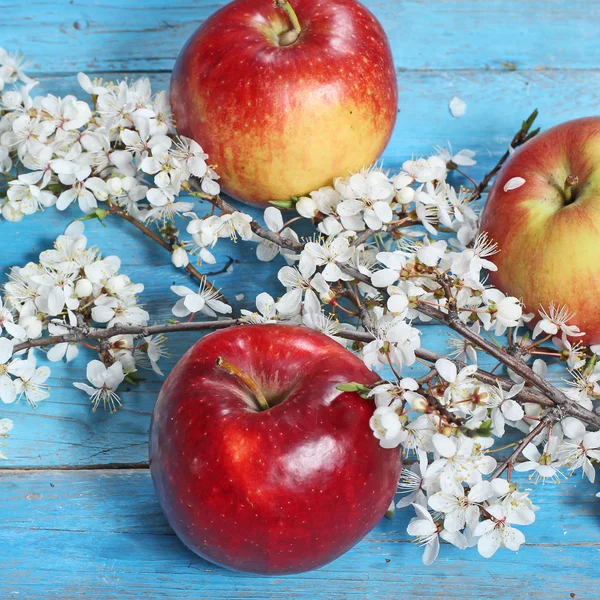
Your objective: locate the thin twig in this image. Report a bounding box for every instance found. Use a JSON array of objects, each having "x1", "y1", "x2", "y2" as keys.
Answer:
[
  {"x1": 340, "y1": 328, "x2": 600, "y2": 427},
  {"x1": 467, "y1": 109, "x2": 539, "y2": 202},
  {"x1": 189, "y1": 185, "x2": 373, "y2": 286},
  {"x1": 416, "y1": 368, "x2": 438, "y2": 386},
  {"x1": 490, "y1": 407, "x2": 561, "y2": 479},
  {"x1": 342, "y1": 282, "x2": 373, "y2": 329},
  {"x1": 425, "y1": 393, "x2": 464, "y2": 427},
  {"x1": 352, "y1": 228, "x2": 377, "y2": 247},
  {"x1": 12, "y1": 319, "x2": 241, "y2": 353},
  {"x1": 108, "y1": 205, "x2": 218, "y2": 292},
  {"x1": 416, "y1": 303, "x2": 574, "y2": 410},
  {"x1": 13, "y1": 316, "x2": 599, "y2": 427}
]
